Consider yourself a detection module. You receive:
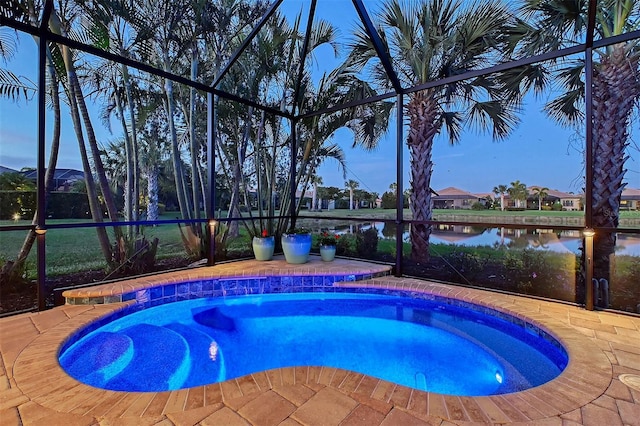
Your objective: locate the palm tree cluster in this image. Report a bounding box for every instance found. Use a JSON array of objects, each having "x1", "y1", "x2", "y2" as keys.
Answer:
[{"x1": 1, "y1": 0, "x2": 637, "y2": 296}]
